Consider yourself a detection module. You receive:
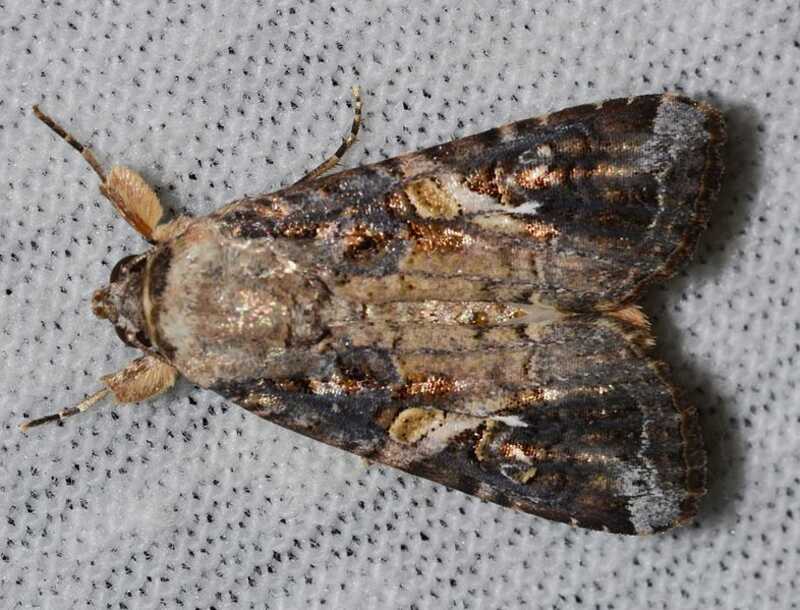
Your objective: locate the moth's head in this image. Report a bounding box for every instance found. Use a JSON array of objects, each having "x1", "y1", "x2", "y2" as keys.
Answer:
[{"x1": 92, "y1": 253, "x2": 153, "y2": 352}]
